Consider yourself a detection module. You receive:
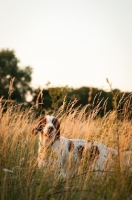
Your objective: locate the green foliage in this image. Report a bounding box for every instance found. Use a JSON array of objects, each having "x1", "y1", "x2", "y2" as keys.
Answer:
[
  {"x1": 0, "y1": 49, "x2": 32, "y2": 102},
  {"x1": 31, "y1": 86, "x2": 69, "y2": 115},
  {"x1": 31, "y1": 85, "x2": 132, "y2": 119},
  {"x1": 48, "y1": 86, "x2": 69, "y2": 110},
  {"x1": 32, "y1": 88, "x2": 51, "y2": 111},
  {"x1": 0, "y1": 49, "x2": 132, "y2": 119}
]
